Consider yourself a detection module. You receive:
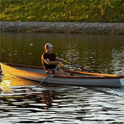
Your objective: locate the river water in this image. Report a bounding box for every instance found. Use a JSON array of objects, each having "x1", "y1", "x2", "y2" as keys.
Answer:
[{"x1": 0, "y1": 32, "x2": 124, "y2": 124}]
